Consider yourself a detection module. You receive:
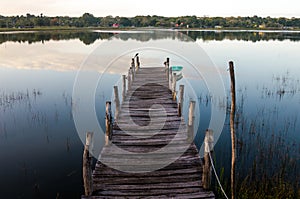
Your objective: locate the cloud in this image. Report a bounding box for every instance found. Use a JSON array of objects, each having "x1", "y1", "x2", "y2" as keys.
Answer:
[{"x1": 0, "y1": 0, "x2": 299, "y2": 17}]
